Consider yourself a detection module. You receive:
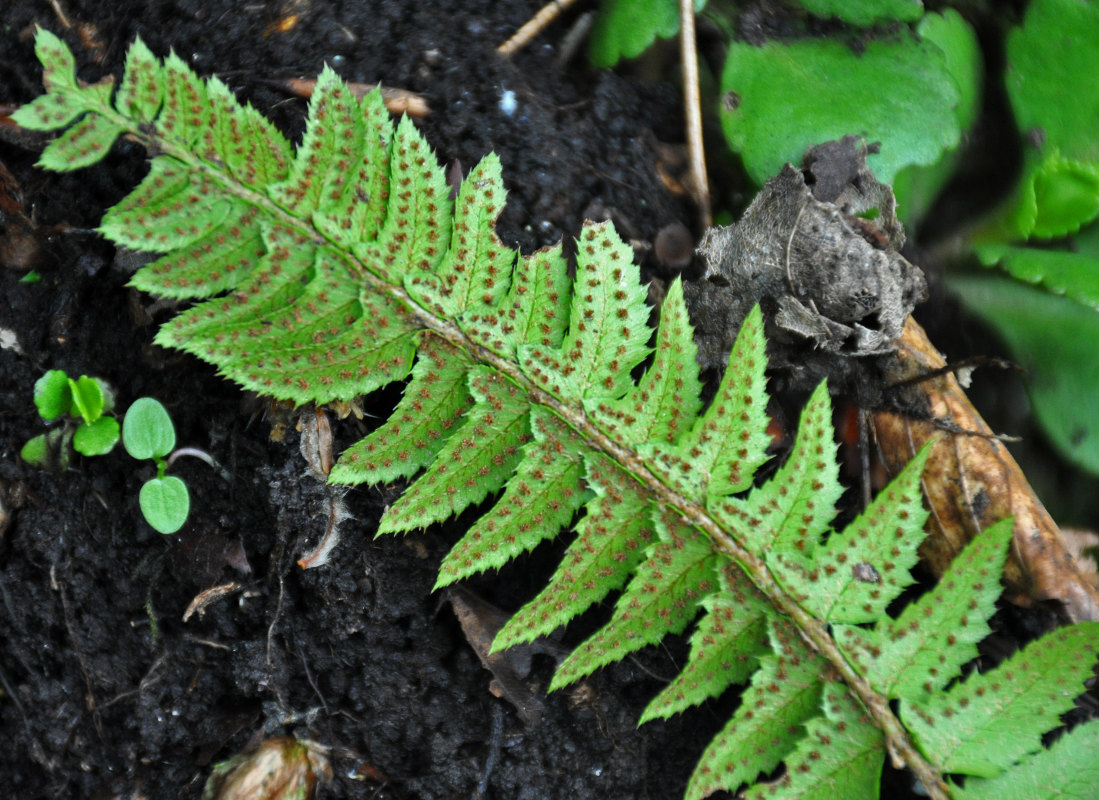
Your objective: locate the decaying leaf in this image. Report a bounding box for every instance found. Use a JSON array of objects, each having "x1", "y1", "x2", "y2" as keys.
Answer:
[
  {"x1": 685, "y1": 136, "x2": 927, "y2": 402},
  {"x1": 874, "y1": 317, "x2": 1099, "y2": 622},
  {"x1": 203, "y1": 737, "x2": 331, "y2": 800},
  {"x1": 446, "y1": 586, "x2": 570, "y2": 726}
]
